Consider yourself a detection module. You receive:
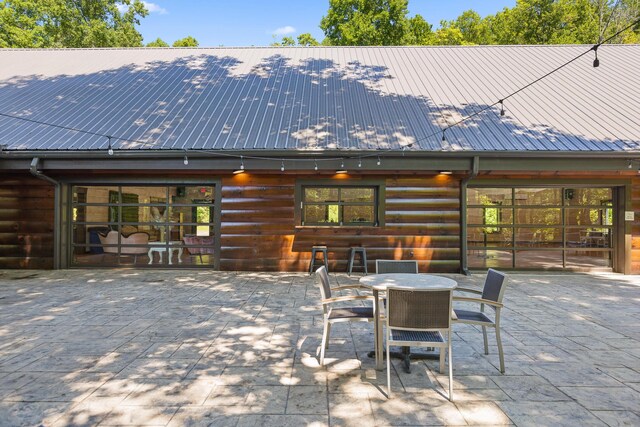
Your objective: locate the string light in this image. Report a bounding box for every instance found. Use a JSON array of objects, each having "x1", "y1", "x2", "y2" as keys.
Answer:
[
  {"x1": 107, "y1": 136, "x2": 113, "y2": 156},
  {"x1": 341, "y1": 160, "x2": 344, "y2": 169},
  {"x1": 280, "y1": 160, "x2": 285, "y2": 172},
  {"x1": 183, "y1": 150, "x2": 189, "y2": 165},
  {"x1": 377, "y1": 156, "x2": 381, "y2": 166},
  {"x1": 358, "y1": 158, "x2": 362, "y2": 168},
  {"x1": 628, "y1": 160, "x2": 633, "y2": 169},
  {"x1": 499, "y1": 100, "x2": 505, "y2": 116},
  {"x1": 314, "y1": 159, "x2": 318, "y2": 171},
  {"x1": 442, "y1": 129, "x2": 447, "y2": 143},
  {"x1": 592, "y1": 45, "x2": 600, "y2": 68}
]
